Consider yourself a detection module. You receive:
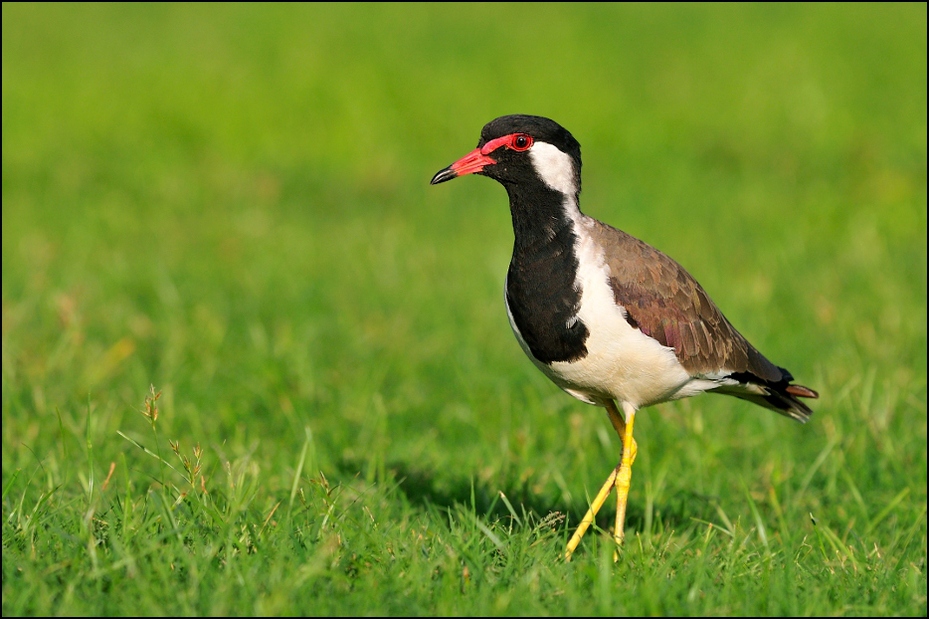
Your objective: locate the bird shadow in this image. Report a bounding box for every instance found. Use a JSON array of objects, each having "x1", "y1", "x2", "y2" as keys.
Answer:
[{"x1": 335, "y1": 456, "x2": 711, "y2": 536}]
